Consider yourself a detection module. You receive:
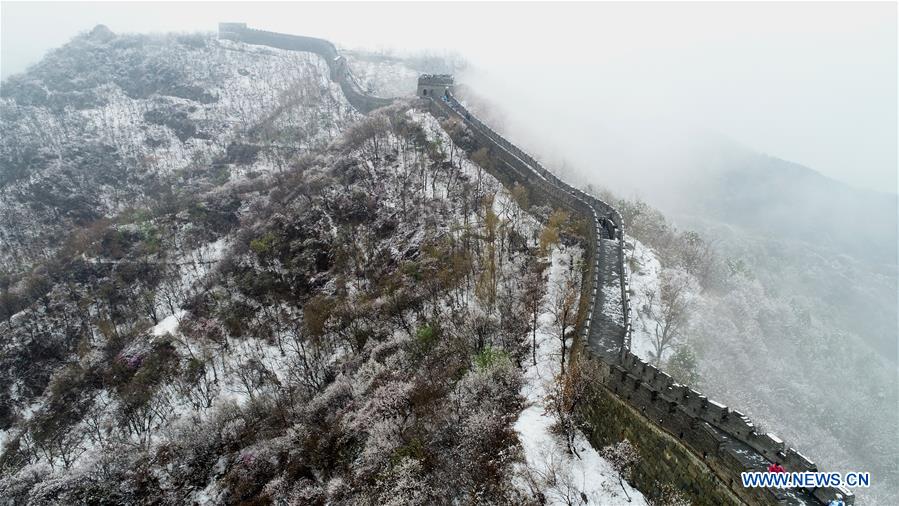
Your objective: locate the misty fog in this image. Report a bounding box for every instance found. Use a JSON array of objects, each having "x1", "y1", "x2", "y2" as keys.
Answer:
[
  {"x1": 2, "y1": 1, "x2": 897, "y2": 503},
  {"x1": 3, "y1": 2, "x2": 896, "y2": 194}
]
